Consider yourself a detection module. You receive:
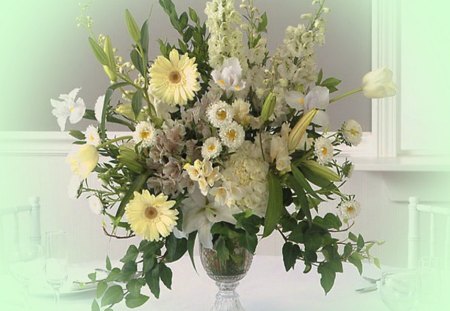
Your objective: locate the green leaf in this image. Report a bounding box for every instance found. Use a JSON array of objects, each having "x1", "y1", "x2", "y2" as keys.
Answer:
[
  {"x1": 125, "y1": 293, "x2": 149, "y2": 308},
  {"x1": 182, "y1": 27, "x2": 194, "y2": 42},
  {"x1": 357, "y1": 234, "x2": 365, "y2": 251},
  {"x1": 316, "y1": 69, "x2": 323, "y2": 85},
  {"x1": 140, "y1": 20, "x2": 149, "y2": 55},
  {"x1": 130, "y1": 49, "x2": 145, "y2": 77},
  {"x1": 318, "y1": 262, "x2": 336, "y2": 294},
  {"x1": 239, "y1": 232, "x2": 258, "y2": 254},
  {"x1": 159, "y1": 263, "x2": 173, "y2": 289},
  {"x1": 348, "y1": 232, "x2": 358, "y2": 242},
  {"x1": 88, "y1": 272, "x2": 97, "y2": 282},
  {"x1": 106, "y1": 256, "x2": 112, "y2": 271},
  {"x1": 302, "y1": 160, "x2": 341, "y2": 182},
  {"x1": 126, "y1": 279, "x2": 145, "y2": 295},
  {"x1": 188, "y1": 7, "x2": 198, "y2": 23},
  {"x1": 101, "y1": 285, "x2": 124, "y2": 307},
  {"x1": 214, "y1": 237, "x2": 230, "y2": 263},
  {"x1": 179, "y1": 12, "x2": 188, "y2": 29},
  {"x1": 313, "y1": 213, "x2": 342, "y2": 230},
  {"x1": 187, "y1": 232, "x2": 197, "y2": 271},
  {"x1": 286, "y1": 174, "x2": 311, "y2": 222},
  {"x1": 114, "y1": 171, "x2": 151, "y2": 223},
  {"x1": 145, "y1": 265, "x2": 160, "y2": 298},
  {"x1": 289, "y1": 224, "x2": 305, "y2": 243},
  {"x1": 103, "y1": 35, "x2": 116, "y2": 69},
  {"x1": 91, "y1": 299, "x2": 100, "y2": 311},
  {"x1": 96, "y1": 281, "x2": 107, "y2": 299},
  {"x1": 321, "y1": 77, "x2": 342, "y2": 87},
  {"x1": 131, "y1": 90, "x2": 143, "y2": 119},
  {"x1": 69, "y1": 130, "x2": 86, "y2": 140},
  {"x1": 291, "y1": 165, "x2": 322, "y2": 200},
  {"x1": 88, "y1": 37, "x2": 109, "y2": 66},
  {"x1": 165, "y1": 234, "x2": 187, "y2": 262},
  {"x1": 125, "y1": 9, "x2": 141, "y2": 43},
  {"x1": 282, "y1": 242, "x2": 300, "y2": 271},
  {"x1": 257, "y1": 12, "x2": 268, "y2": 32},
  {"x1": 121, "y1": 245, "x2": 139, "y2": 263},
  {"x1": 343, "y1": 243, "x2": 353, "y2": 258},
  {"x1": 121, "y1": 261, "x2": 137, "y2": 280},
  {"x1": 348, "y1": 253, "x2": 363, "y2": 274},
  {"x1": 99, "y1": 82, "x2": 129, "y2": 139},
  {"x1": 263, "y1": 171, "x2": 284, "y2": 237}
]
